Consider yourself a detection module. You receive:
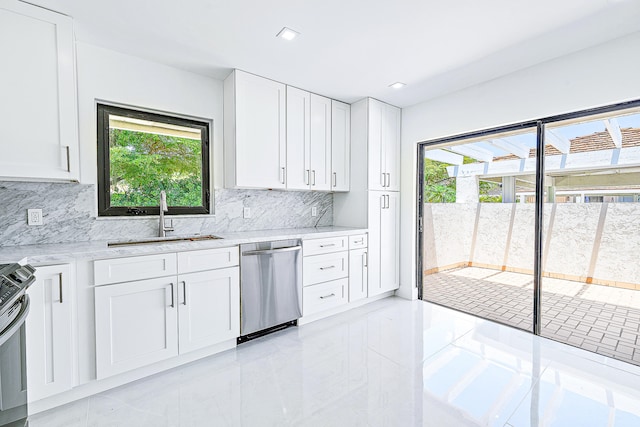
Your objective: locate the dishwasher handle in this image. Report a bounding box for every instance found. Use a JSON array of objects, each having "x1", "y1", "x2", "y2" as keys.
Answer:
[{"x1": 242, "y1": 245, "x2": 302, "y2": 256}]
